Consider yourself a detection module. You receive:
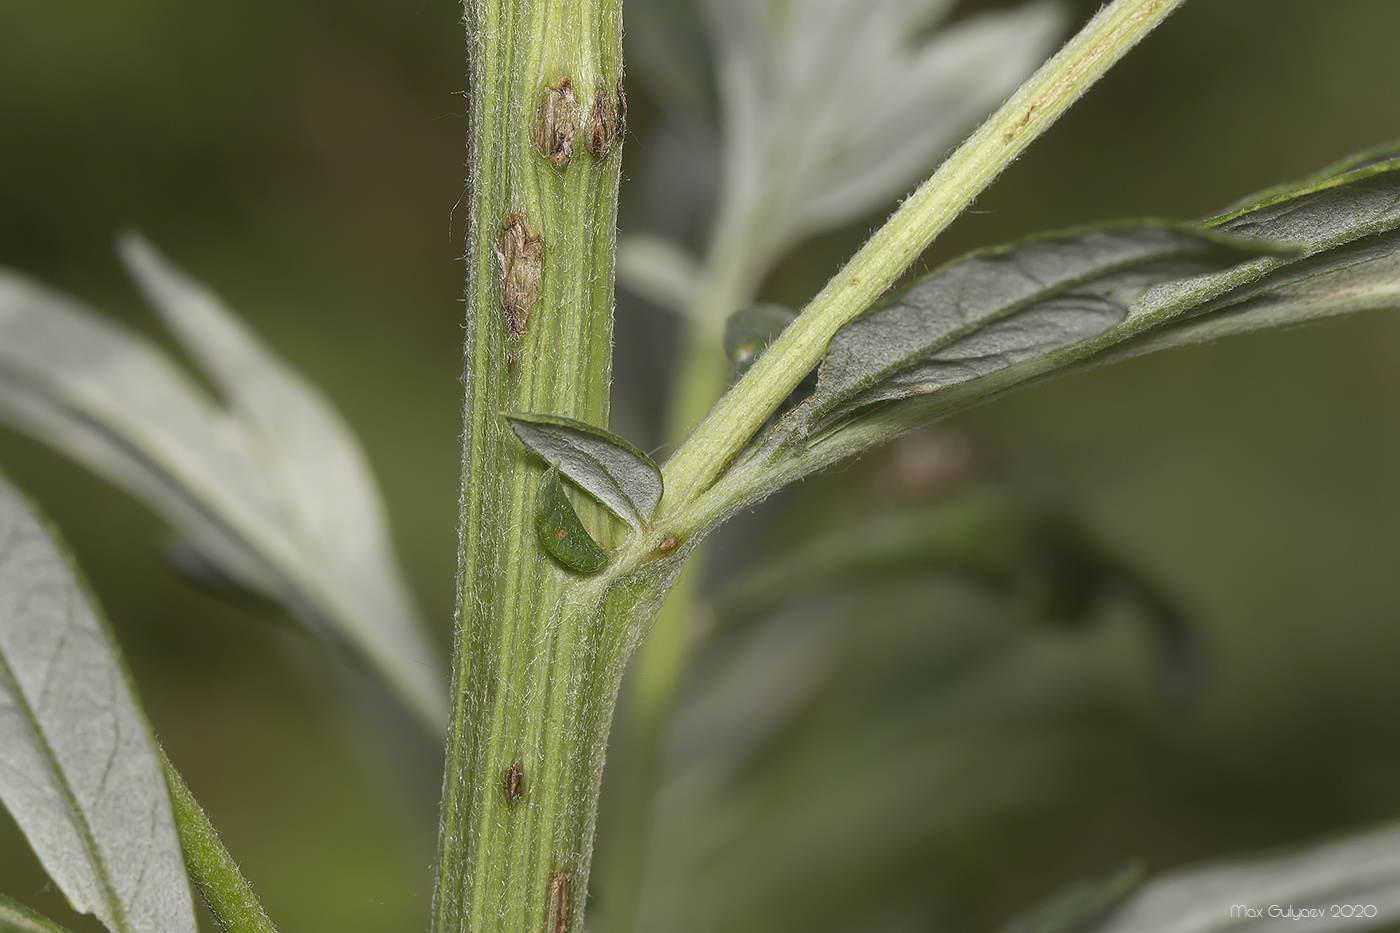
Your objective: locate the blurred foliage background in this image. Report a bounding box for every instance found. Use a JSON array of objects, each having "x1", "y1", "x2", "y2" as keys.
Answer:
[{"x1": 2, "y1": 0, "x2": 1399, "y2": 931}]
